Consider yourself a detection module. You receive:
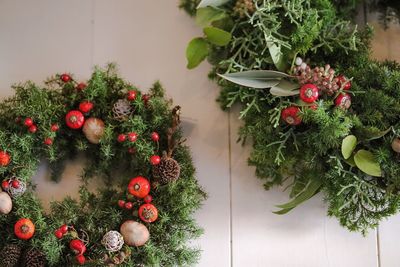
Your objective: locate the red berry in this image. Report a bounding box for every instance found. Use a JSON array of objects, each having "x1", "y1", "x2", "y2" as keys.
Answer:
[
  {"x1": 128, "y1": 147, "x2": 136, "y2": 154},
  {"x1": 76, "y1": 254, "x2": 86, "y2": 265},
  {"x1": 28, "y1": 125, "x2": 37, "y2": 133},
  {"x1": 281, "y1": 106, "x2": 302, "y2": 125},
  {"x1": 76, "y1": 82, "x2": 87, "y2": 91},
  {"x1": 60, "y1": 74, "x2": 72, "y2": 82},
  {"x1": 142, "y1": 94, "x2": 150, "y2": 105},
  {"x1": 335, "y1": 93, "x2": 351, "y2": 109},
  {"x1": 127, "y1": 90, "x2": 137, "y2": 101},
  {"x1": 151, "y1": 132, "x2": 159, "y2": 142},
  {"x1": 144, "y1": 195, "x2": 153, "y2": 204},
  {"x1": 125, "y1": 202, "x2": 133, "y2": 210},
  {"x1": 24, "y1": 118, "x2": 33, "y2": 127},
  {"x1": 51, "y1": 124, "x2": 59, "y2": 132},
  {"x1": 299, "y1": 84, "x2": 319, "y2": 103},
  {"x1": 79, "y1": 101, "x2": 94, "y2": 113},
  {"x1": 128, "y1": 132, "x2": 138, "y2": 142},
  {"x1": 11, "y1": 180, "x2": 20, "y2": 189},
  {"x1": 70, "y1": 239, "x2": 86, "y2": 255},
  {"x1": 0, "y1": 151, "x2": 11, "y2": 167},
  {"x1": 117, "y1": 134, "x2": 126, "y2": 143},
  {"x1": 60, "y1": 224, "x2": 69, "y2": 234},
  {"x1": 44, "y1": 138, "x2": 53, "y2": 146},
  {"x1": 2, "y1": 180, "x2": 9, "y2": 189},
  {"x1": 128, "y1": 176, "x2": 151, "y2": 199},
  {"x1": 54, "y1": 229, "x2": 63, "y2": 239},
  {"x1": 118, "y1": 200, "x2": 126, "y2": 208},
  {"x1": 338, "y1": 75, "x2": 351, "y2": 90},
  {"x1": 65, "y1": 110, "x2": 85, "y2": 129},
  {"x1": 150, "y1": 155, "x2": 161, "y2": 165}
]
